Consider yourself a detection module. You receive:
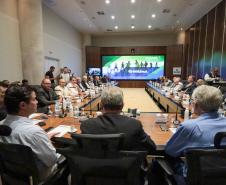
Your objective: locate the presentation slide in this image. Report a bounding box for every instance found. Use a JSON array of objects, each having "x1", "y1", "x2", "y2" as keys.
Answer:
[
  {"x1": 88, "y1": 68, "x2": 101, "y2": 76},
  {"x1": 102, "y1": 55, "x2": 165, "y2": 80}
]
